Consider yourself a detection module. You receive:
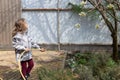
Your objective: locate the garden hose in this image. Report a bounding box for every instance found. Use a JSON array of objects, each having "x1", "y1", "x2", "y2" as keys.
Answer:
[
  {"x1": 18, "y1": 51, "x2": 26, "y2": 80},
  {"x1": 0, "y1": 77, "x2": 3, "y2": 80}
]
